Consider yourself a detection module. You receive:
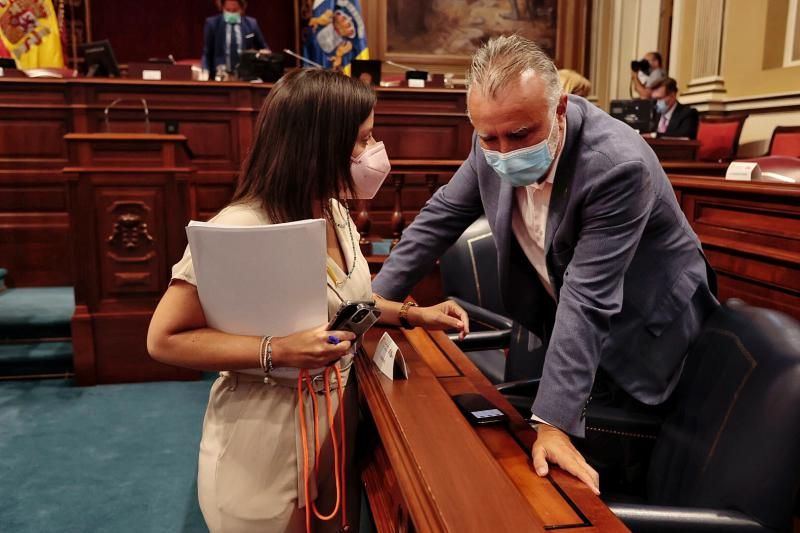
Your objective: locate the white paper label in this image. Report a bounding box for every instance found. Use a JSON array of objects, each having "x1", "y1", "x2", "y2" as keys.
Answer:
[
  {"x1": 725, "y1": 161, "x2": 759, "y2": 181},
  {"x1": 142, "y1": 69, "x2": 162, "y2": 81},
  {"x1": 373, "y1": 332, "x2": 400, "y2": 380},
  {"x1": 408, "y1": 78, "x2": 425, "y2": 88}
]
